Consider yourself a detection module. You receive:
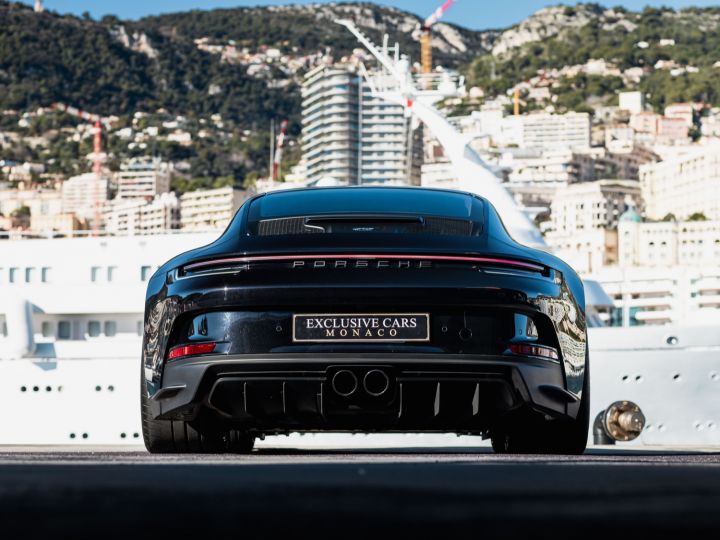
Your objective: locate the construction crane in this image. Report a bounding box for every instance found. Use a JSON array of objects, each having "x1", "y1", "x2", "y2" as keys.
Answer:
[
  {"x1": 417, "y1": 0, "x2": 456, "y2": 74},
  {"x1": 51, "y1": 103, "x2": 112, "y2": 235},
  {"x1": 51, "y1": 103, "x2": 111, "y2": 176},
  {"x1": 51, "y1": 103, "x2": 113, "y2": 130}
]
